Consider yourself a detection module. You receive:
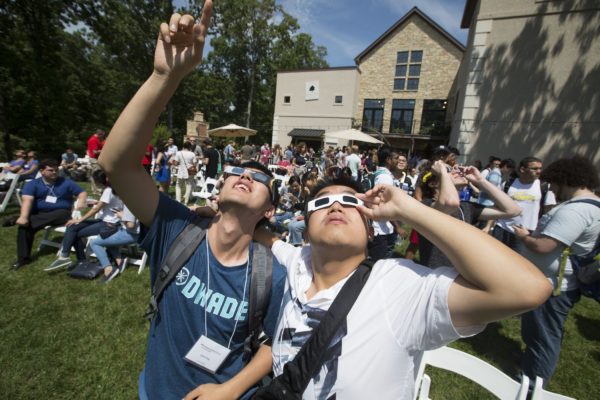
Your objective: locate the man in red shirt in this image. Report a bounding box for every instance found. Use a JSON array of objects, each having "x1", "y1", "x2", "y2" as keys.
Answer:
[
  {"x1": 142, "y1": 143, "x2": 153, "y2": 174},
  {"x1": 87, "y1": 129, "x2": 106, "y2": 159}
]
